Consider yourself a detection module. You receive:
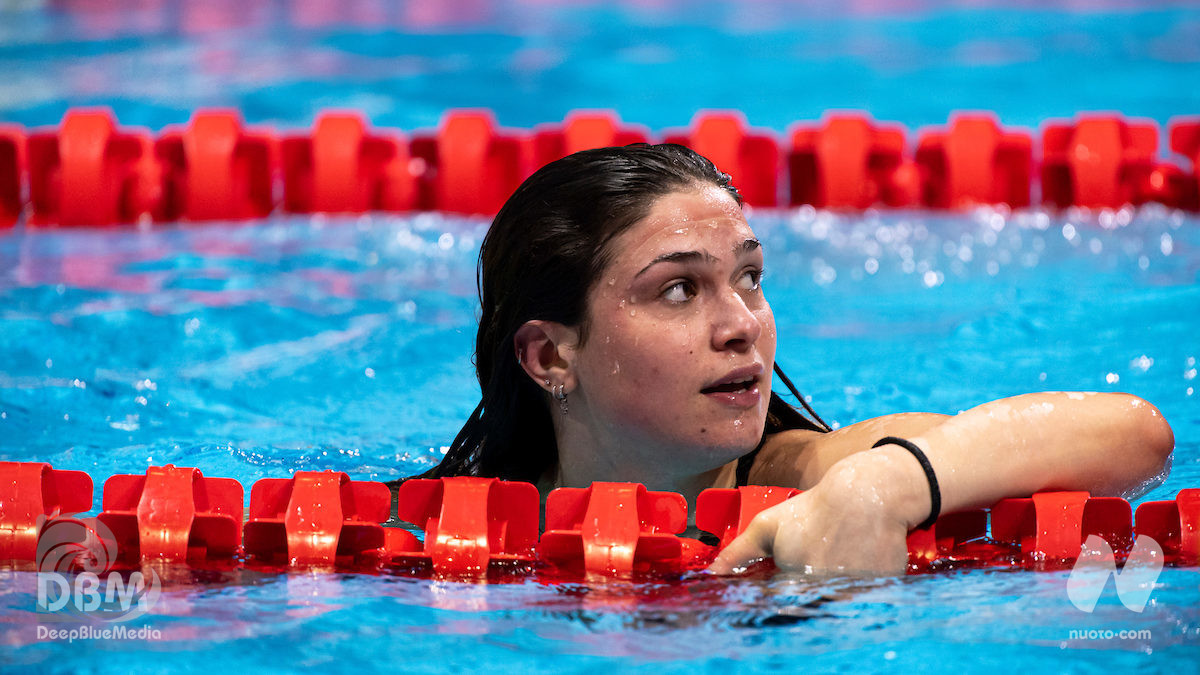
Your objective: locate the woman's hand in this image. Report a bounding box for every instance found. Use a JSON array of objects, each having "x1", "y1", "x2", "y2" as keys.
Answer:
[{"x1": 708, "y1": 448, "x2": 929, "y2": 576}]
